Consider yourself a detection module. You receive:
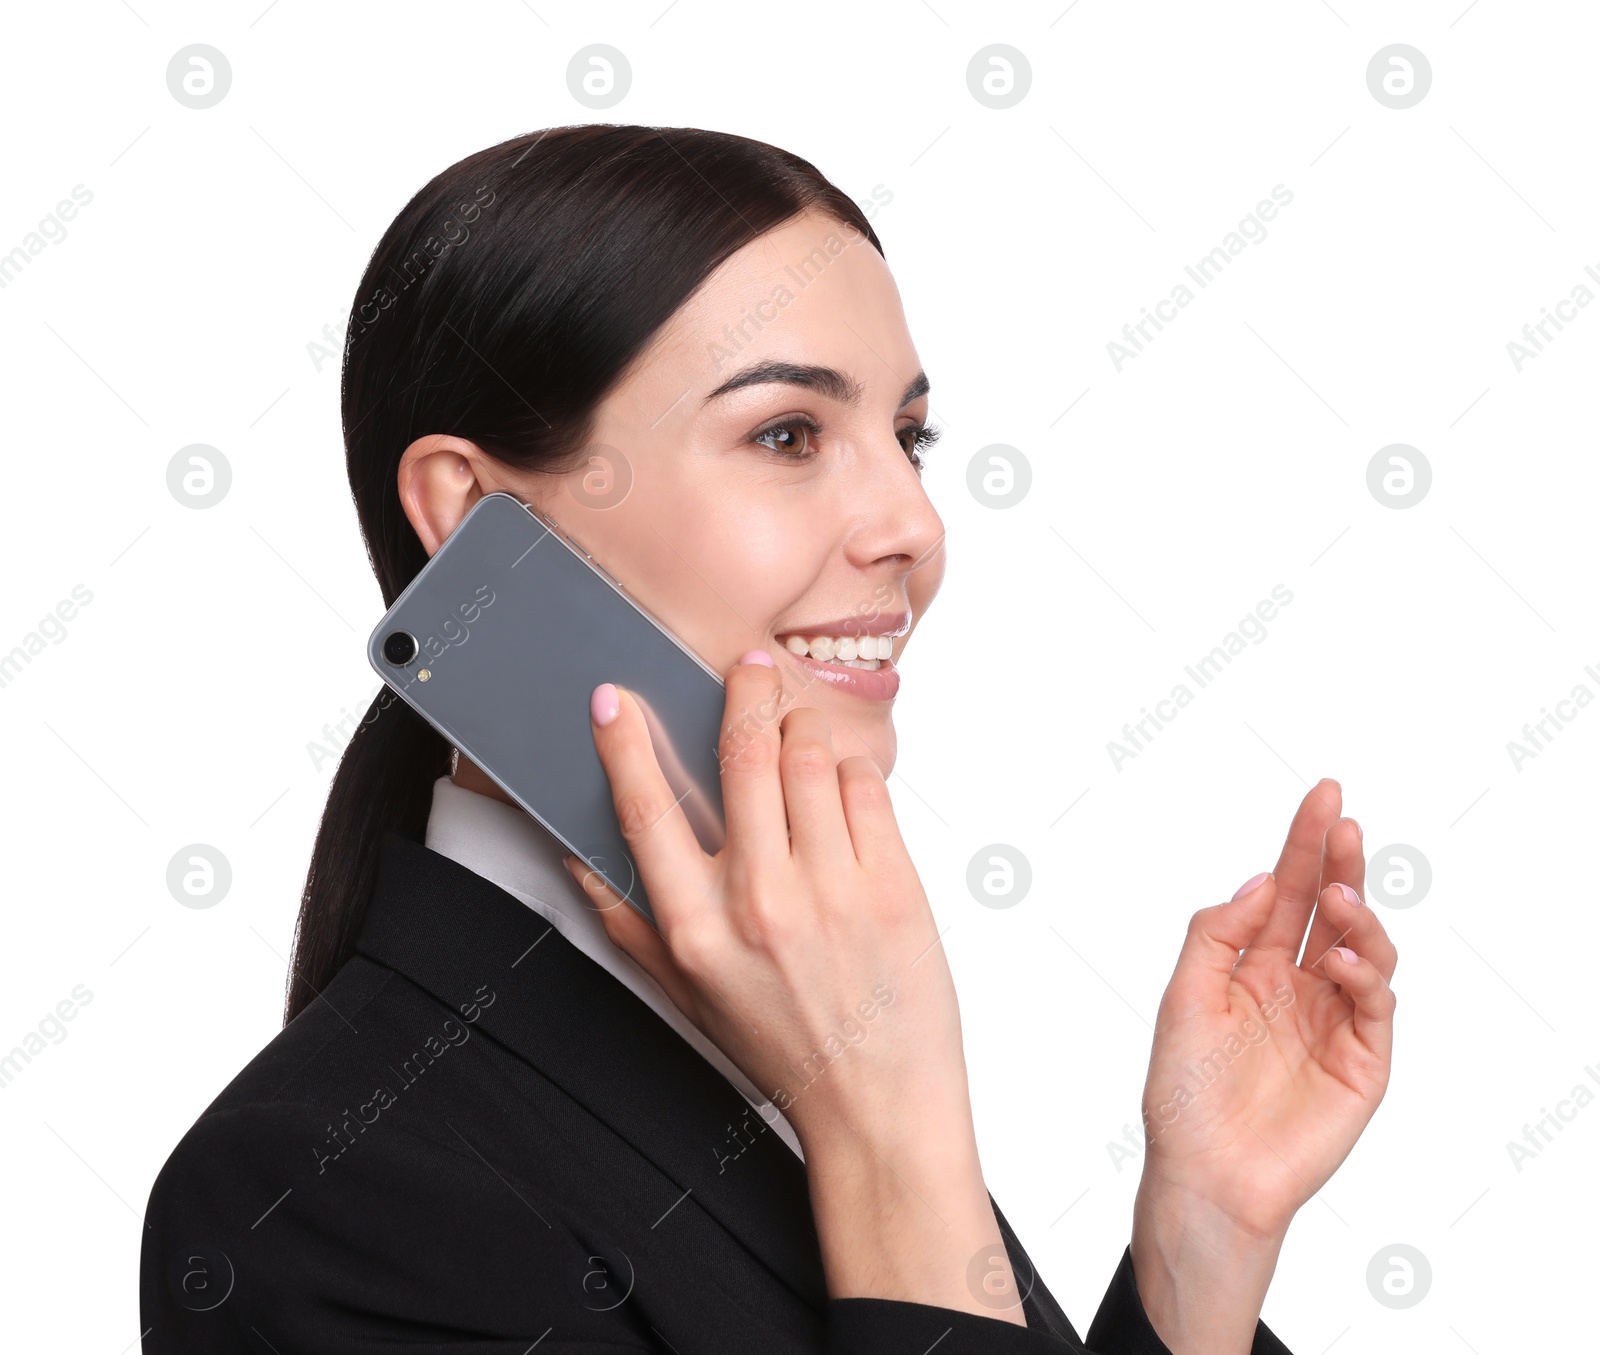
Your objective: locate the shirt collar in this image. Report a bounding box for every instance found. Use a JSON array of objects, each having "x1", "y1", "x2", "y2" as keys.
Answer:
[{"x1": 422, "y1": 775, "x2": 802, "y2": 1160}]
